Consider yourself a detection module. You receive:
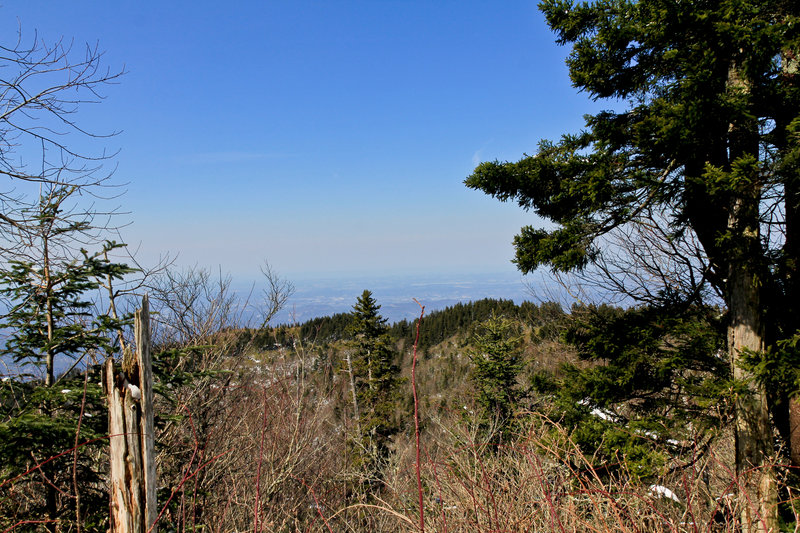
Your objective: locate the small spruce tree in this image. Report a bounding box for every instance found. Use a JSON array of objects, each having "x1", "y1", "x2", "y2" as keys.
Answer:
[
  {"x1": 467, "y1": 315, "x2": 523, "y2": 447},
  {"x1": 345, "y1": 290, "x2": 402, "y2": 478}
]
